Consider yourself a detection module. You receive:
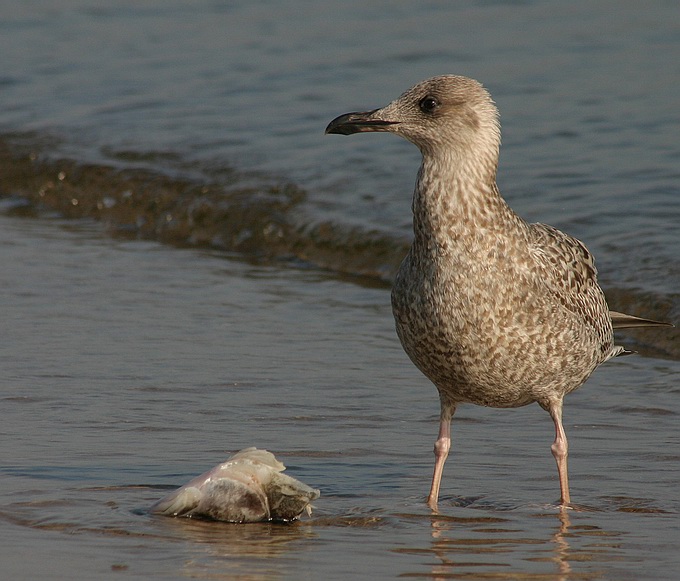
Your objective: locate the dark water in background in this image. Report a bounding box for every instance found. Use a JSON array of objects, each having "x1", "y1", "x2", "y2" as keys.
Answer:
[{"x1": 1, "y1": 1, "x2": 679, "y2": 579}]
